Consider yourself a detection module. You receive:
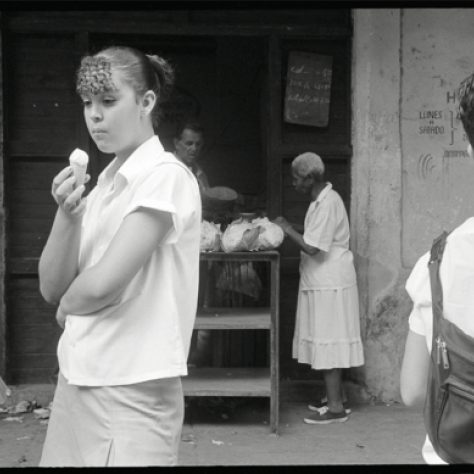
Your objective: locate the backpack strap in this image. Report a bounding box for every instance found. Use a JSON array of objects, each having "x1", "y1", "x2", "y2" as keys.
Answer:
[{"x1": 428, "y1": 230, "x2": 449, "y2": 342}]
